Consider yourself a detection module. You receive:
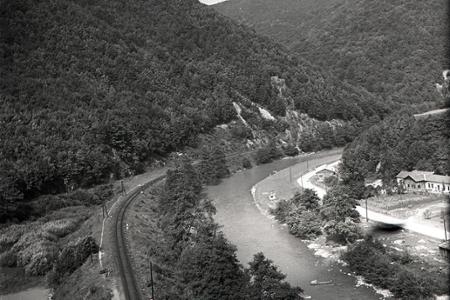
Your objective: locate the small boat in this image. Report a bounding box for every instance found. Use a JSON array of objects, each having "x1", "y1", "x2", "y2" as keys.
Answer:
[
  {"x1": 310, "y1": 279, "x2": 334, "y2": 286},
  {"x1": 299, "y1": 292, "x2": 312, "y2": 299}
]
